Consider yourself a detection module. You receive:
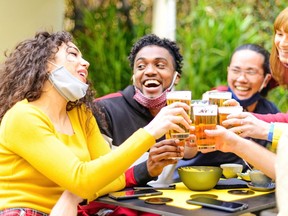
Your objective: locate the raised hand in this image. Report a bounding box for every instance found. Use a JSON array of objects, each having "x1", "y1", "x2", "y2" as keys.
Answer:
[
  {"x1": 144, "y1": 102, "x2": 191, "y2": 140},
  {"x1": 147, "y1": 139, "x2": 183, "y2": 177},
  {"x1": 222, "y1": 111, "x2": 270, "y2": 140}
]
